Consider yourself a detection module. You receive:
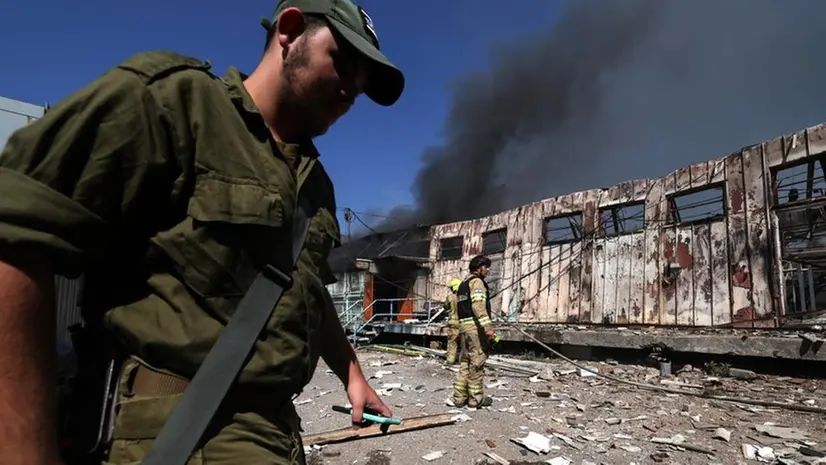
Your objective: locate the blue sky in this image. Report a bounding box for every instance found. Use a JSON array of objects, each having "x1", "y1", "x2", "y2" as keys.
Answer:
[{"x1": 0, "y1": 0, "x2": 562, "y2": 230}]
